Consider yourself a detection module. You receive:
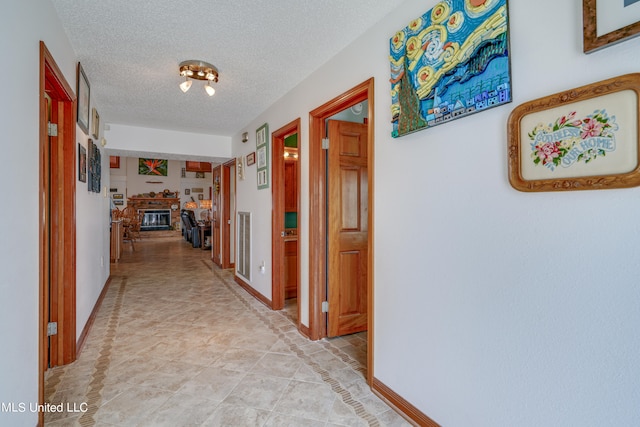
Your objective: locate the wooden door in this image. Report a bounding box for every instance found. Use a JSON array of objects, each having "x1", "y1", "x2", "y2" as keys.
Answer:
[
  {"x1": 327, "y1": 120, "x2": 368, "y2": 337},
  {"x1": 221, "y1": 160, "x2": 235, "y2": 269},
  {"x1": 212, "y1": 165, "x2": 222, "y2": 266}
]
